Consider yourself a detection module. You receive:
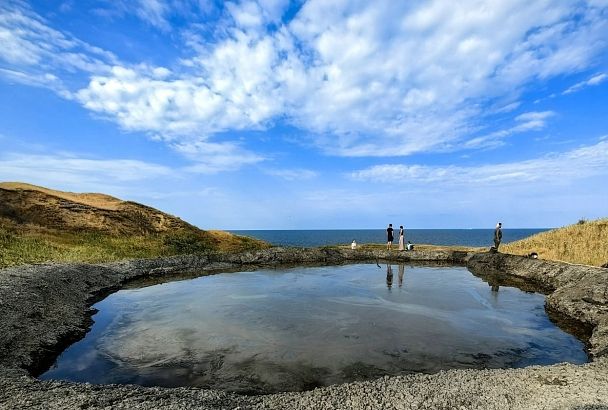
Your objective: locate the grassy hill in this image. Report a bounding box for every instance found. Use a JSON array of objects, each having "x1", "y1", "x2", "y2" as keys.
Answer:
[
  {"x1": 0, "y1": 182, "x2": 269, "y2": 268},
  {"x1": 502, "y1": 218, "x2": 608, "y2": 267}
]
